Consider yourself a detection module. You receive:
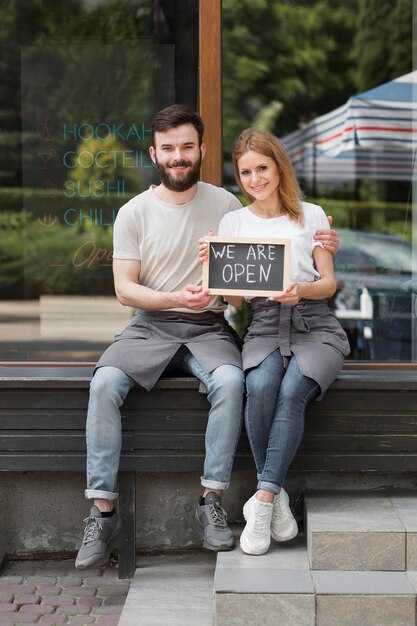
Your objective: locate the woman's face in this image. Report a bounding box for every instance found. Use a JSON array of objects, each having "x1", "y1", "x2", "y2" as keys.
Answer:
[{"x1": 237, "y1": 150, "x2": 280, "y2": 202}]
